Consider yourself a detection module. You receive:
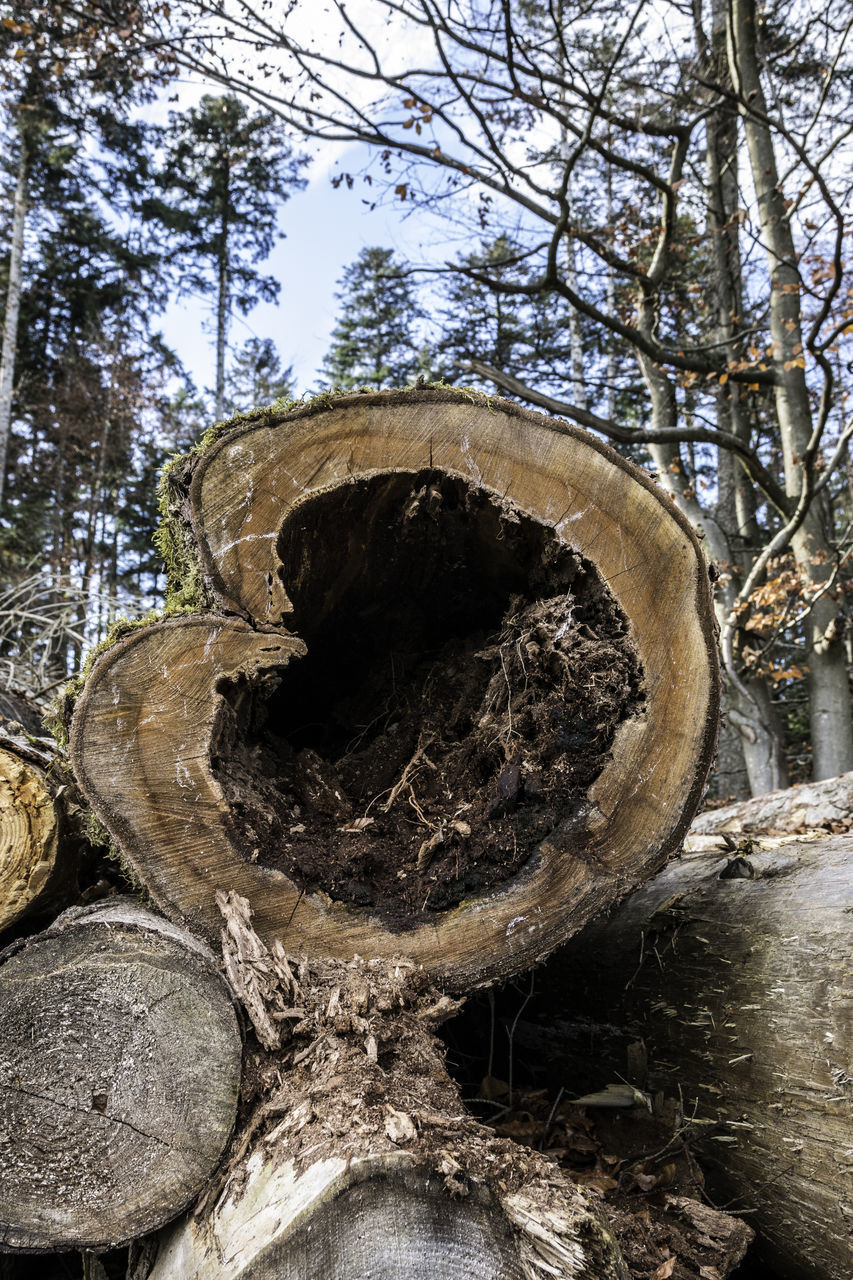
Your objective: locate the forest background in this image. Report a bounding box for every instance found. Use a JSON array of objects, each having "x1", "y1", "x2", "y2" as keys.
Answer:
[{"x1": 1, "y1": 0, "x2": 851, "y2": 802}]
